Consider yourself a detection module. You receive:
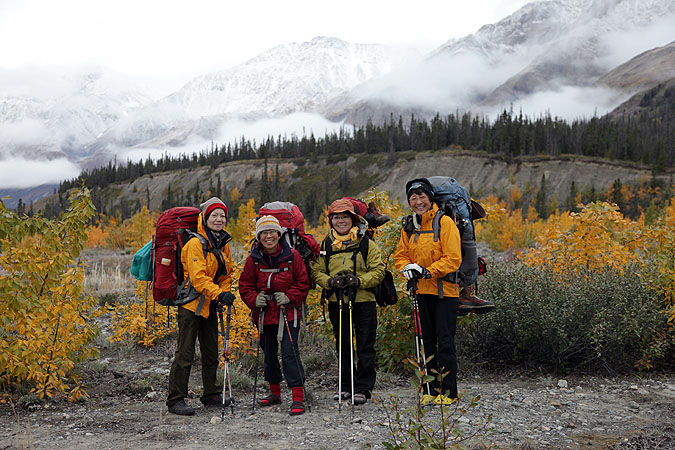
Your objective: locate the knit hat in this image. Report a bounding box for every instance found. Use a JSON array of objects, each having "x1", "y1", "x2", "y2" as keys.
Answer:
[
  {"x1": 255, "y1": 215, "x2": 283, "y2": 240},
  {"x1": 405, "y1": 178, "x2": 434, "y2": 202},
  {"x1": 200, "y1": 197, "x2": 228, "y2": 221},
  {"x1": 327, "y1": 198, "x2": 358, "y2": 221}
]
